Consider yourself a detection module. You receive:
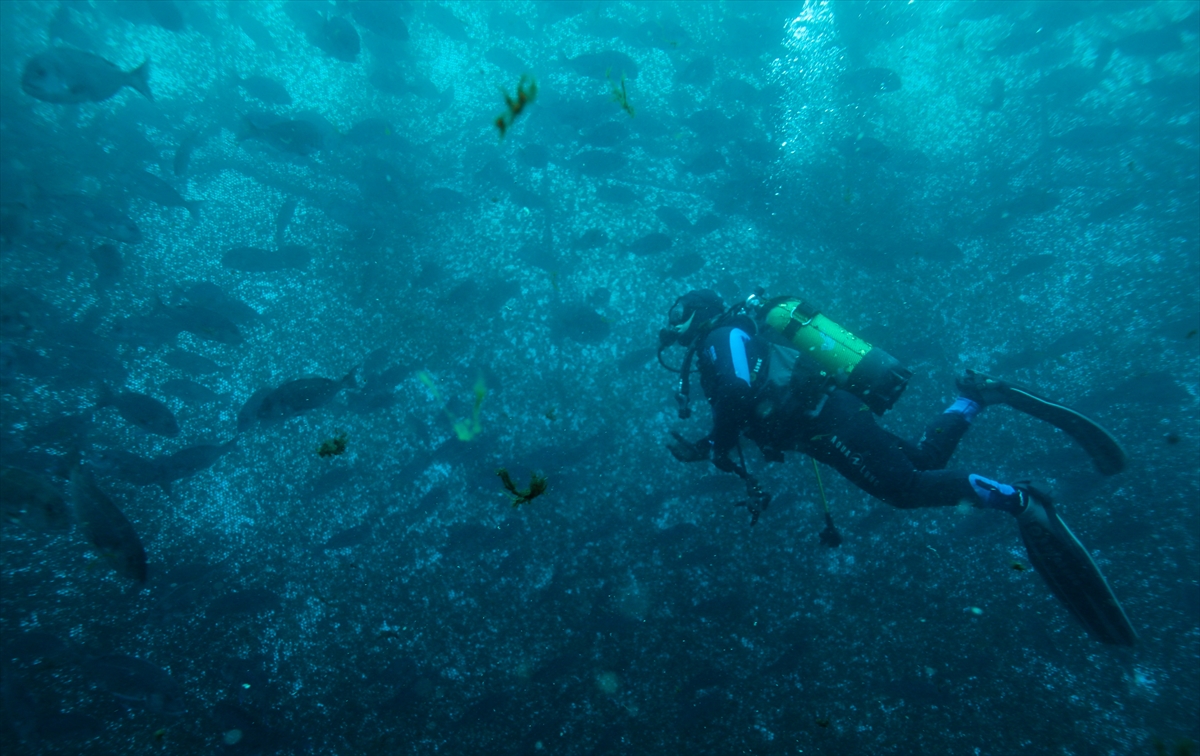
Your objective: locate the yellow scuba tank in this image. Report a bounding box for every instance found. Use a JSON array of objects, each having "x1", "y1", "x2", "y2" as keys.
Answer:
[{"x1": 754, "y1": 295, "x2": 912, "y2": 415}]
